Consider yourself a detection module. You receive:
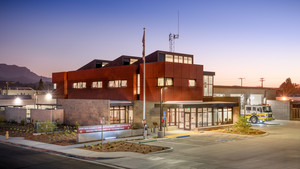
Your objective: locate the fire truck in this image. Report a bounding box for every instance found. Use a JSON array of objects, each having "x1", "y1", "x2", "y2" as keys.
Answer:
[{"x1": 244, "y1": 104, "x2": 274, "y2": 123}]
